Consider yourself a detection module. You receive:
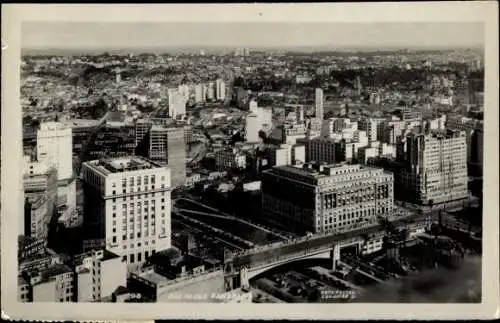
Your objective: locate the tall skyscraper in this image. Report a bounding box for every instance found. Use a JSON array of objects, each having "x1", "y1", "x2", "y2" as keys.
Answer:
[
  {"x1": 165, "y1": 127, "x2": 187, "y2": 189},
  {"x1": 245, "y1": 114, "x2": 261, "y2": 143},
  {"x1": 315, "y1": 88, "x2": 324, "y2": 121},
  {"x1": 37, "y1": 122, "x2": 72, "y2": 181},
  {"x1": 81, "y1": 157, "x2": 172, "y2": 271},
  {"x1": 355, "y1": 76, "x2": 362, "y2": 96},
  {"x1": 400, "y1": 130, "x2": 468, "y2": 205},
  {"x1": 36, "y1": 122, "x2": 76, "y2": 210},
  {"x1": 262, "y1": 164, "x2": 394, "y2": 234},
  {"x1": 149, "y1": 125, "x2": 168, "y2": 162},
  {"x1": 216, "y1": 79, "x2": 226, "y2": 101},
  {"x1": 178, "y1": 84, "x2": 190, "y2": 101},
  {"x1": 135, "y1": 119, "x2": 153, "y2": 147},
  {"x1": 194, "y1": 83, "x2": 205, "y2": 103},
  {"x1": 167, "y1": 88, "x2": 187, "y2": 118},
  {"x1": 206, "y1": 82, "x2": 215, "y2": 101}
]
